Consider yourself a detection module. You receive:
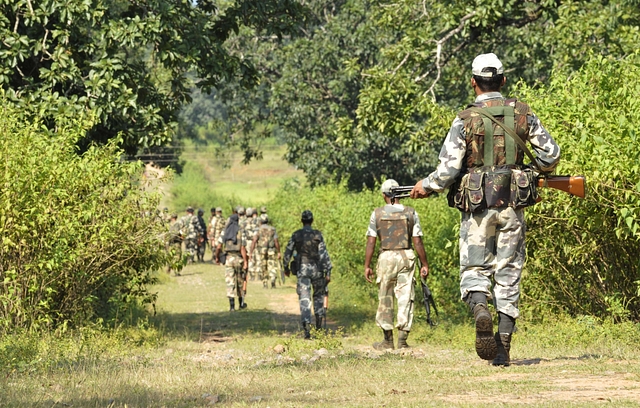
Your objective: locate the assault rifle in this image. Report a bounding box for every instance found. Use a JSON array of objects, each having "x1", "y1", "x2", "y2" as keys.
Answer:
[
  {"x1": 420, "y1": 277, "x2": 438, "y2": 327},
  {"x1": 323, "y1": 288, "x2": 329, "y2": 332},
  {"x1": 390, "y1": 174, "x2": 587, "y2": 199}
]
